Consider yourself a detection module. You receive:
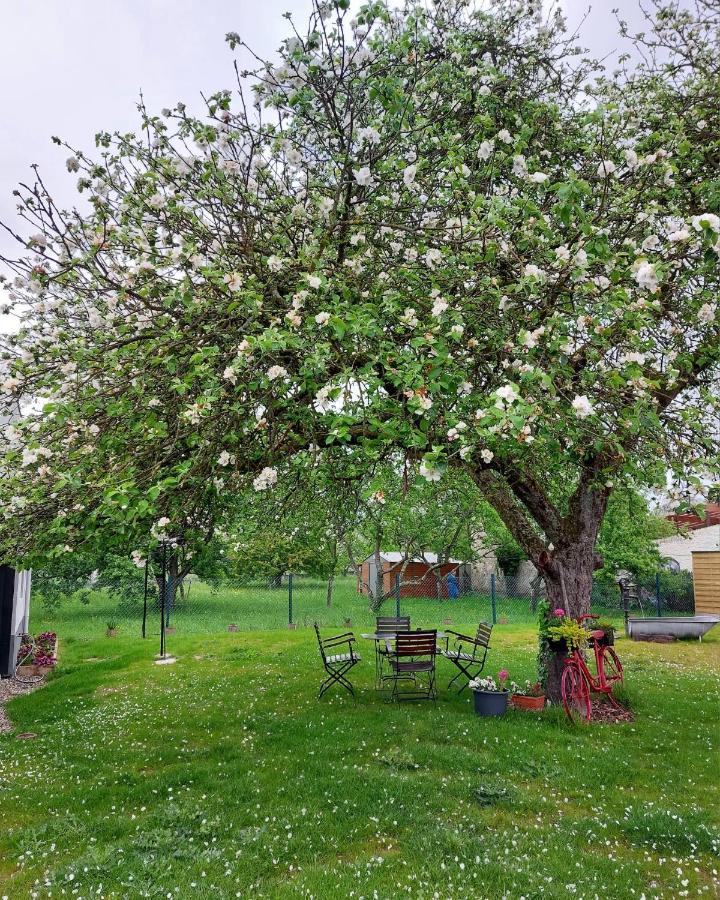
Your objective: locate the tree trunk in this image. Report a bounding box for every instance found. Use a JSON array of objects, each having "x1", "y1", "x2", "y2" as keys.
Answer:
[
  {"x1": 541, "y1": 543, "x2": 597, "y2": 703},
  {"x1": 326, "y1": 573, "x2": 334, "y2": 607}
]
